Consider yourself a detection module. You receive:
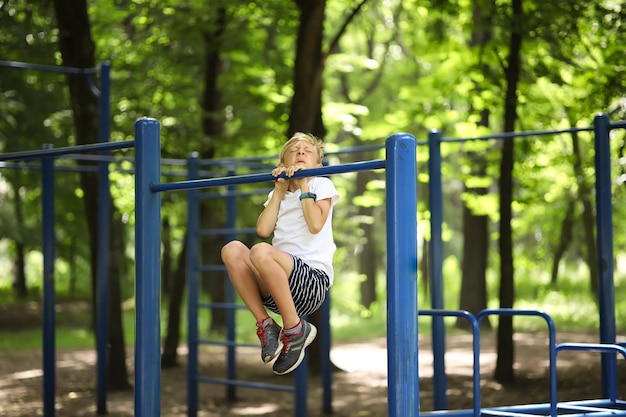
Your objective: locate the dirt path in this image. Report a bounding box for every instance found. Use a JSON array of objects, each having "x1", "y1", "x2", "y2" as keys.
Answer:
[{"x1": 1, "y1": 331, "x2": 624, "y2": 416}]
